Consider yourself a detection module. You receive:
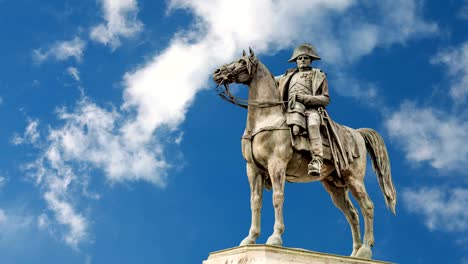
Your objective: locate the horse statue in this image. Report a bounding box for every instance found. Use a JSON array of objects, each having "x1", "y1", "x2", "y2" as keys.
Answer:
[{"x1": 212, "y1": 48, "x2": 396, "y2": 259}]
